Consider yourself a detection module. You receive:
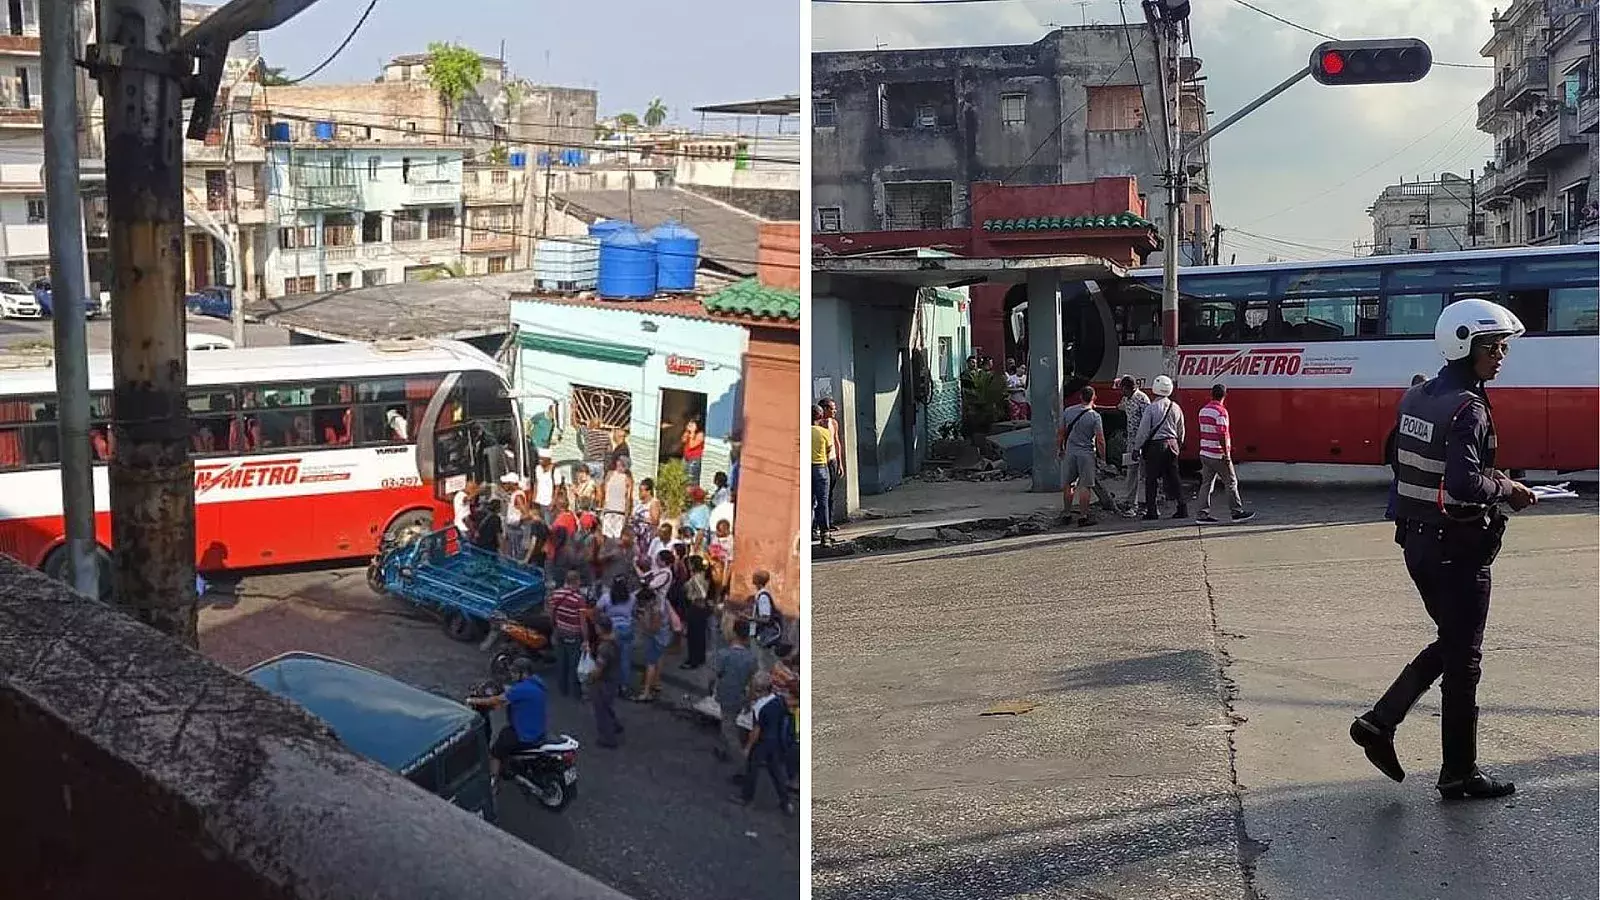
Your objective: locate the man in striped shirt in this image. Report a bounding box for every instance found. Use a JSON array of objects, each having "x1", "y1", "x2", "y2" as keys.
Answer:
[
  {"x1": 1195, "y1": 384, "x2": 1255, "y2": 523},
  {"x1": 547, "y1": 571, "x2": 590, "y2": 698}
]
